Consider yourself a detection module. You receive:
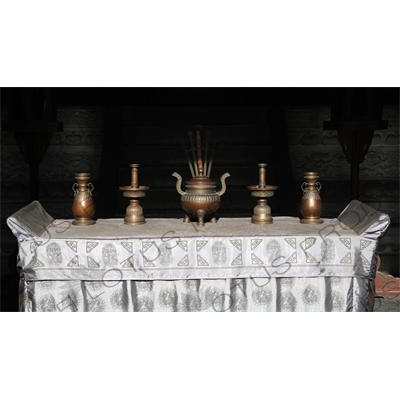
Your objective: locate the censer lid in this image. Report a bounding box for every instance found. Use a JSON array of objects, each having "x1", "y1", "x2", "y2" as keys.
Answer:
[{"x1": 186, "y1": 175, "x2": 215, "y2": 185}]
